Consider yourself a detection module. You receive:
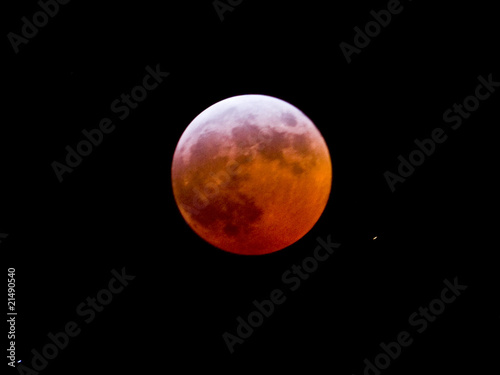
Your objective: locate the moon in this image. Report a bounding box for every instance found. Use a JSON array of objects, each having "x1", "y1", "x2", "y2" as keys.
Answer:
[{"x1": 171, "y1": 94, "x2": 332, "y2": 255}]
